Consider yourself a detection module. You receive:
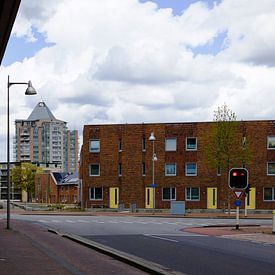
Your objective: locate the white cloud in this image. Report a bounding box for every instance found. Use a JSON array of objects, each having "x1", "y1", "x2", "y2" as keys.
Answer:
[{"x1": 1, "y1": 0, "x2": 275, "y2": 161}]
